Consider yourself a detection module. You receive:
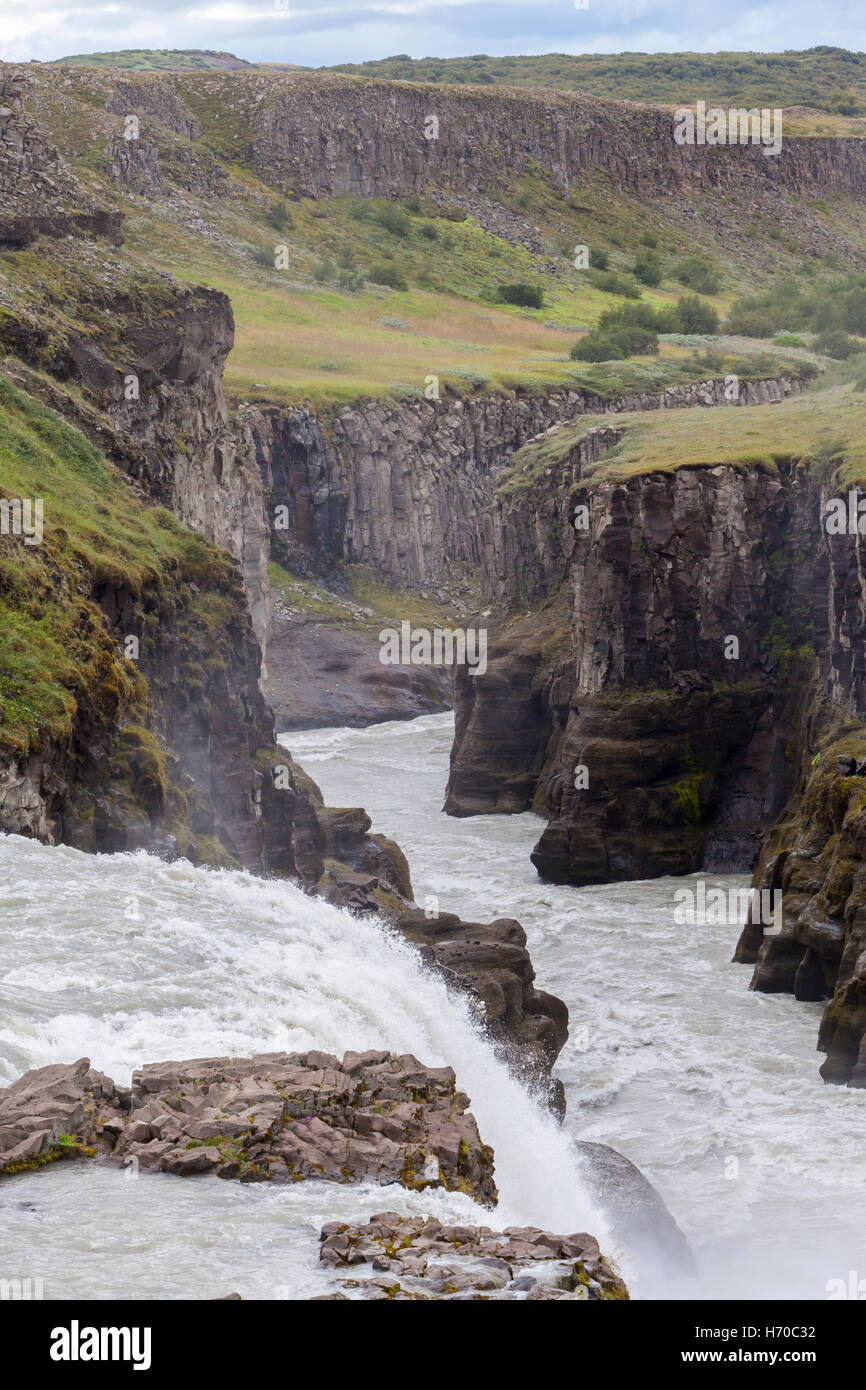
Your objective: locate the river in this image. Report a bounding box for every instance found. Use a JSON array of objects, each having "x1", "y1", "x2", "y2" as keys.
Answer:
[{"x1": 1, "y1": 711, "x2": 864, "y2": 1299}]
